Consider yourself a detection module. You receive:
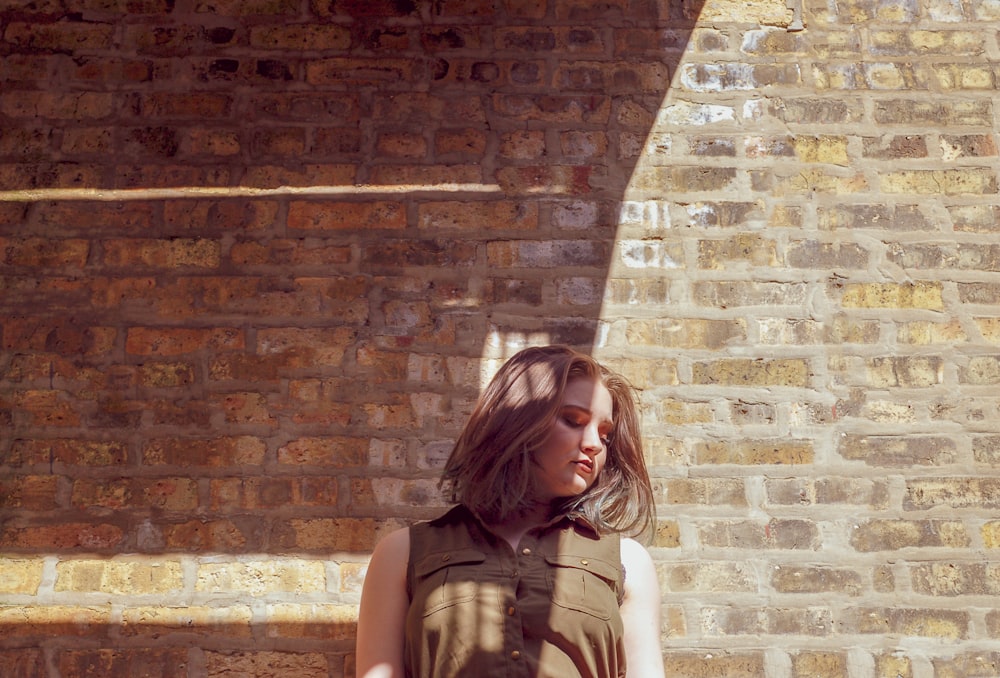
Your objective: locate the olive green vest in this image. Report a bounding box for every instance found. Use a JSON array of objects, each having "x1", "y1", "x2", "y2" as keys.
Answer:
[{"x1": 405, "y1": 504, "x2": 625, "y2": 678}]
